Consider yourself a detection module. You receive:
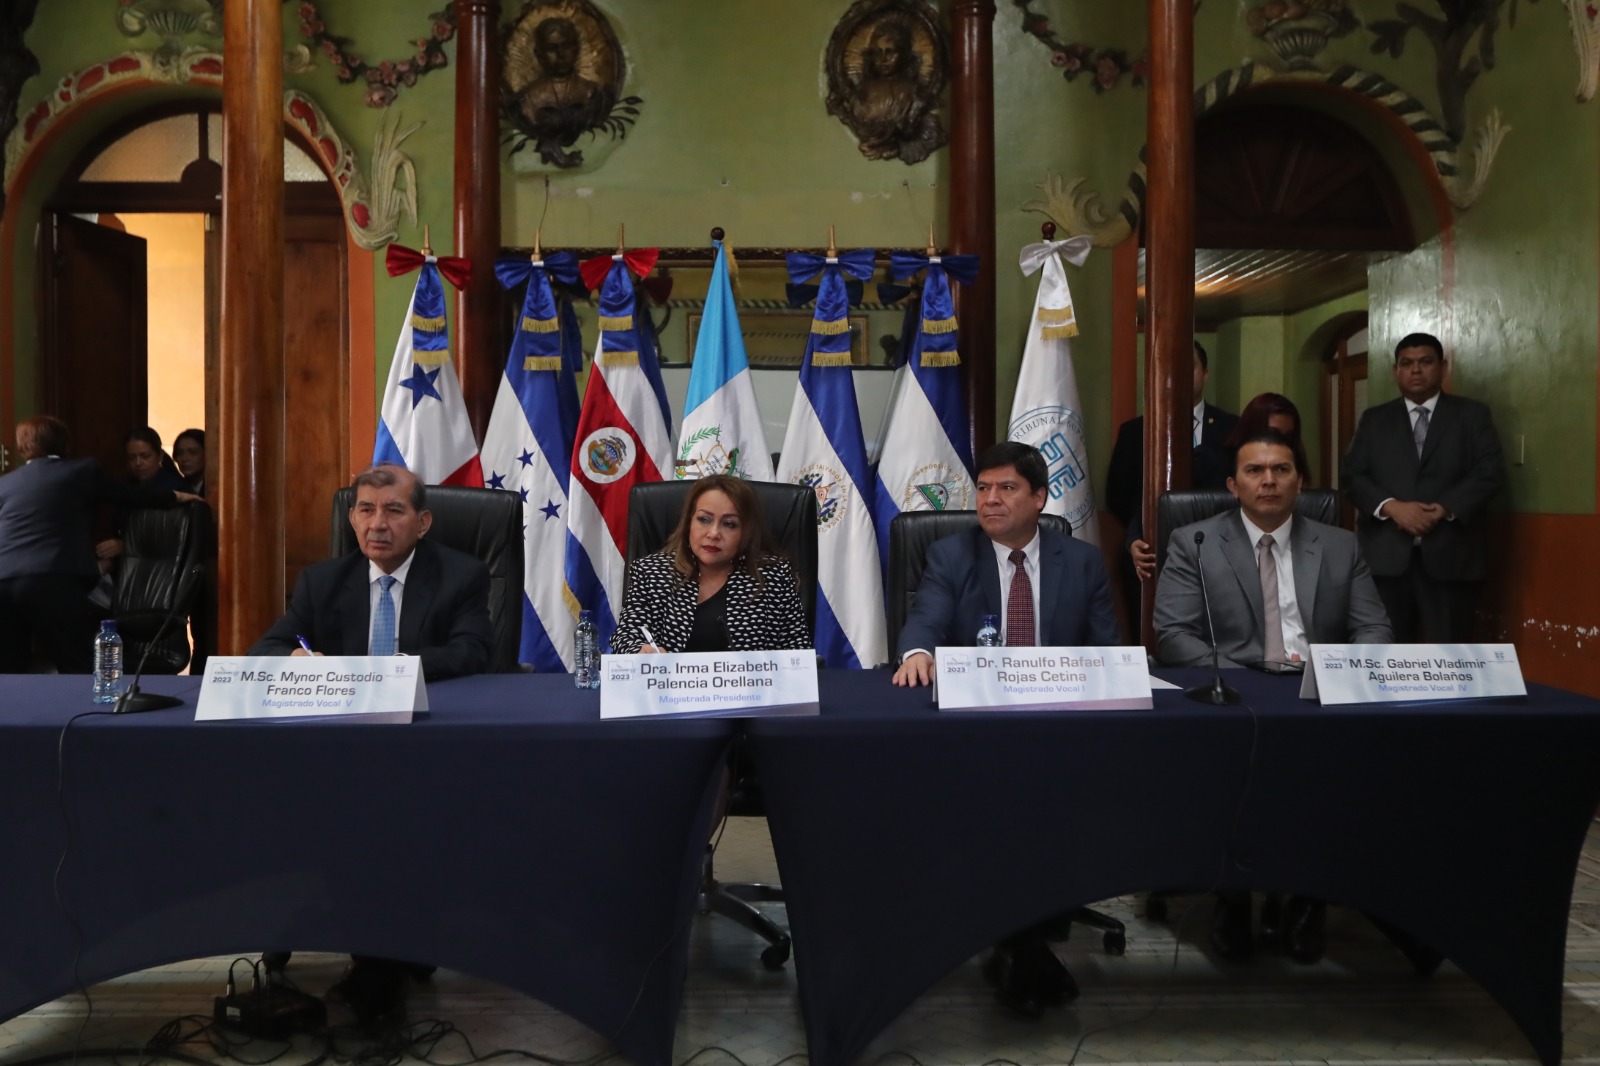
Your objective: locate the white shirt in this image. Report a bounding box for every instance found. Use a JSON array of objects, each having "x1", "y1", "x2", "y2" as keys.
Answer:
[
  {"x1": 1193, "y1": 399, "x2": 1206, "y2": 448},
  {"x1": 366, "y1": 550, "x2": 416, "y2": 653},
  {"x1": 1238, "y1": 513, "x2": 1308, "y2": 662},
  {"x1": 989, "y1": 530, "x2": 1043, "y2": 645}
]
